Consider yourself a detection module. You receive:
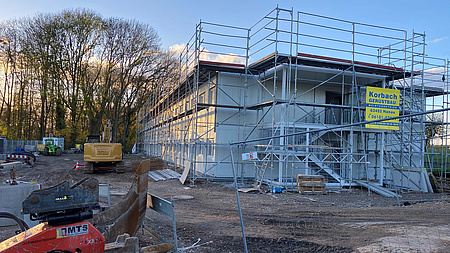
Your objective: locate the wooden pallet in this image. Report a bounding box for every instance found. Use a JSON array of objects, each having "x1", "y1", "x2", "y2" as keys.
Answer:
[{"x1": 296, "y1": 174, "x2": 326, "y2": 194}]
